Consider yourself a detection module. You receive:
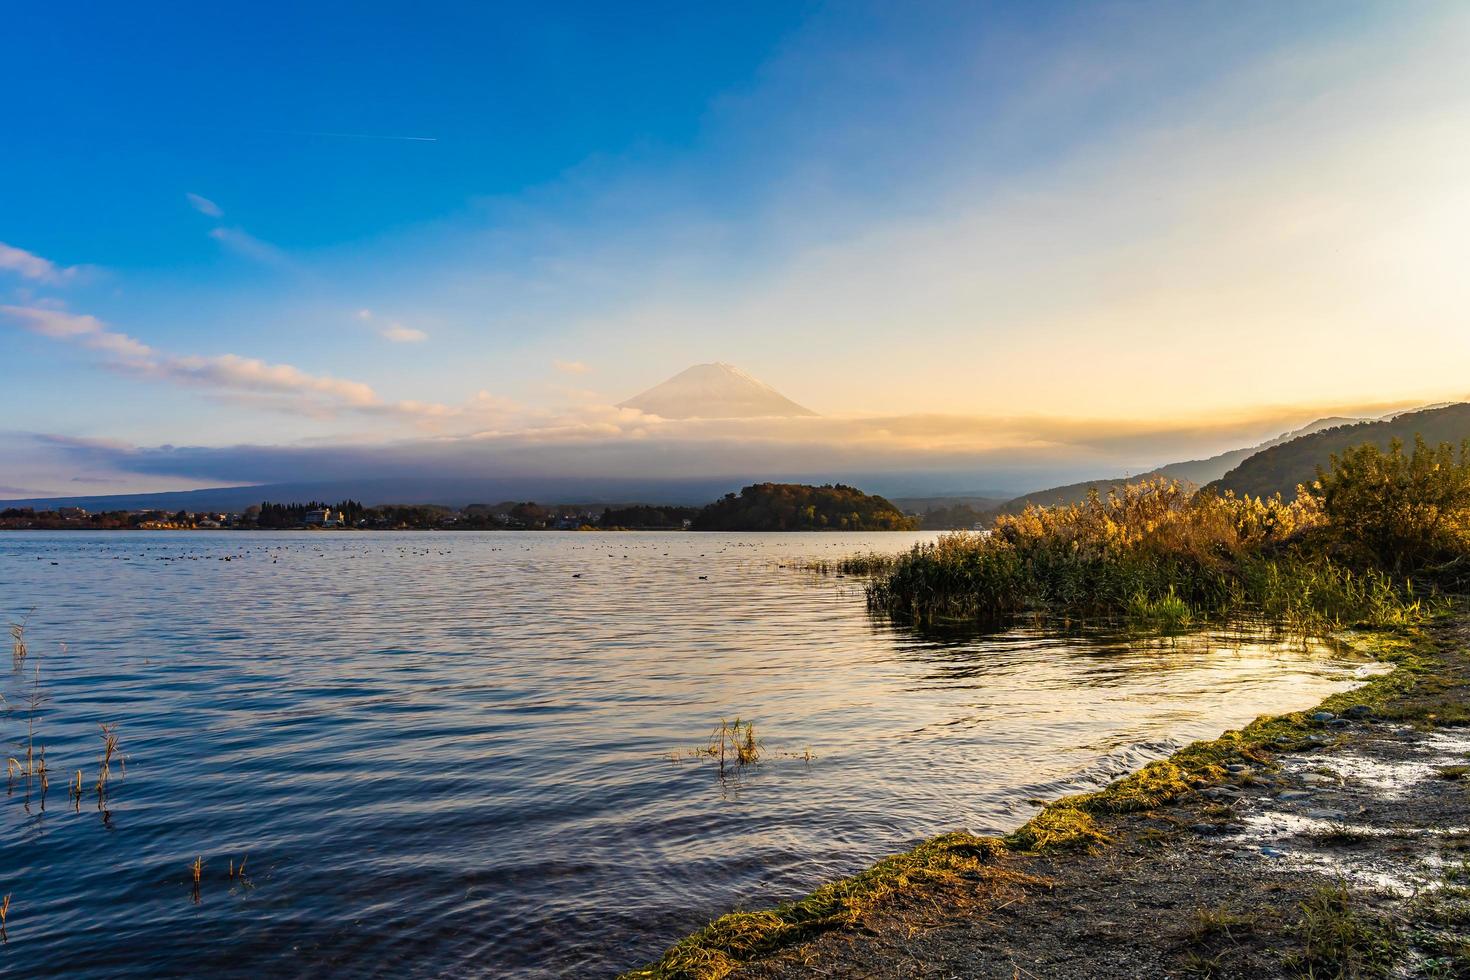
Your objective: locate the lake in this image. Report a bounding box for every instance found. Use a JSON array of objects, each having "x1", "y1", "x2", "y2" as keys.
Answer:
[{"x1": 0, "y1": 531, "x2": 1377, "y2": 976}]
